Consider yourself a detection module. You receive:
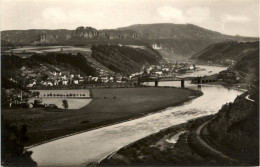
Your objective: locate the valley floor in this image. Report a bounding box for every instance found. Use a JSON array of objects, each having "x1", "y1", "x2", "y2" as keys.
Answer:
[{"x1": 2, "y1": 87, "x2": 202, "y2": 146}]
